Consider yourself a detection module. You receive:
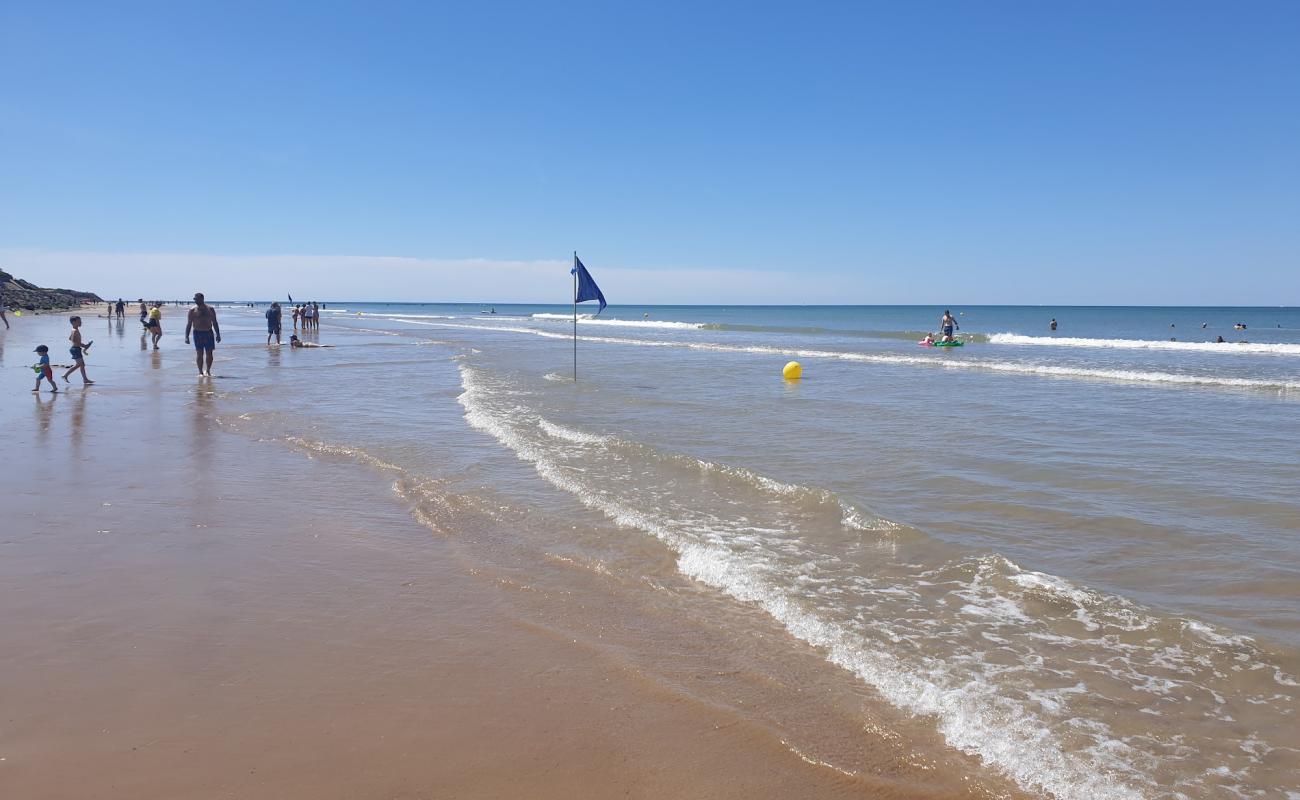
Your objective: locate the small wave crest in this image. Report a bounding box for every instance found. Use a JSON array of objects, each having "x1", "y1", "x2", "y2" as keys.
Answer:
[
  {"x1": 281, "y1": 435, "x2": 500, "y2": 535},
  {"x1": 358, "y1": 312, "x2": 461, "y2": 320},
  {"x1": 538, "y1": 418, "x2": 614, "y2": 445},
  {"x1": 990, "y1": 332, "x2": 1300, "y2": 356},
  {"x1": 532, "y1": 312, "x2": 707, "y2": 330},
  {"x1": 533, "y1": 412, "x2": 888, "y2": 532}
]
